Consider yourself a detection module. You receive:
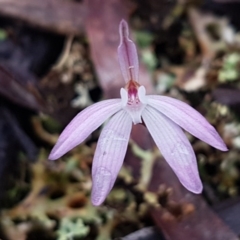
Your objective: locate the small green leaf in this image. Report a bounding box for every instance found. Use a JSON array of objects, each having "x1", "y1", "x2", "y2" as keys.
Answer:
[{"x1": 0, "y1": 29, "x2": 7, "y2": 40}]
